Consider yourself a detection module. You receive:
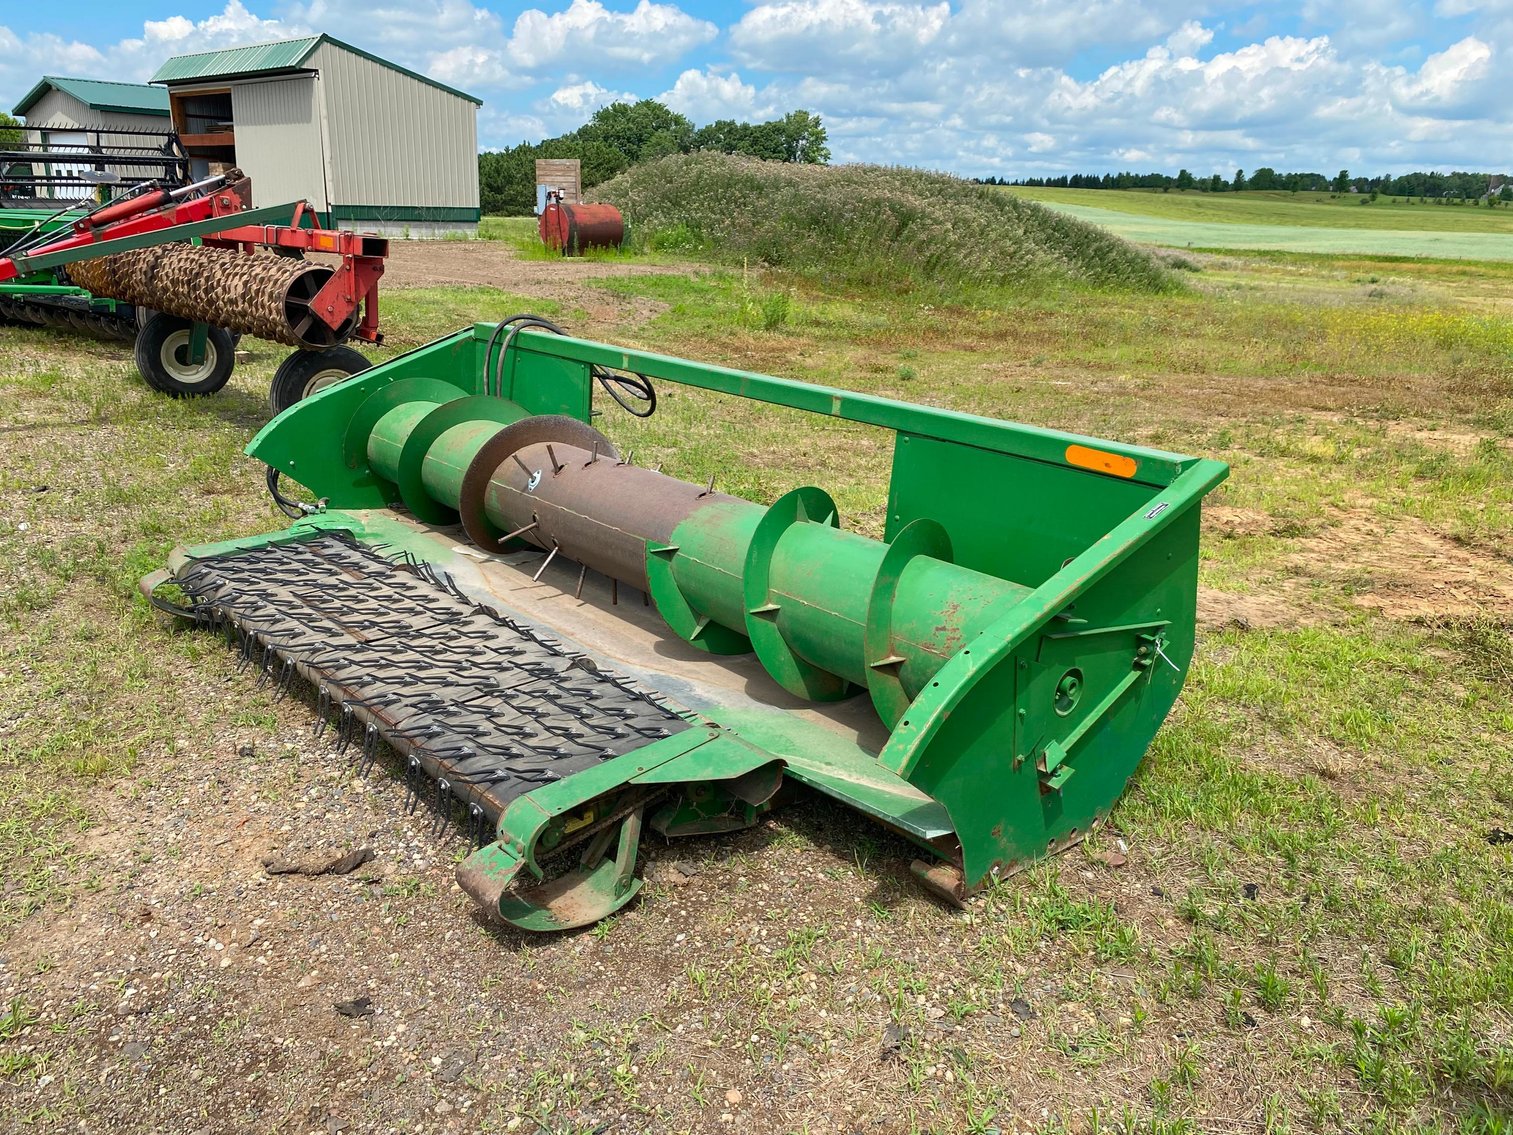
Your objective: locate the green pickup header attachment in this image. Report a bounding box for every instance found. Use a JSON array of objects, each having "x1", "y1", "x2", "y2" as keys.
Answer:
[{"x1": 148, "y1": 320, "x2": 1228, "y2": 931}]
